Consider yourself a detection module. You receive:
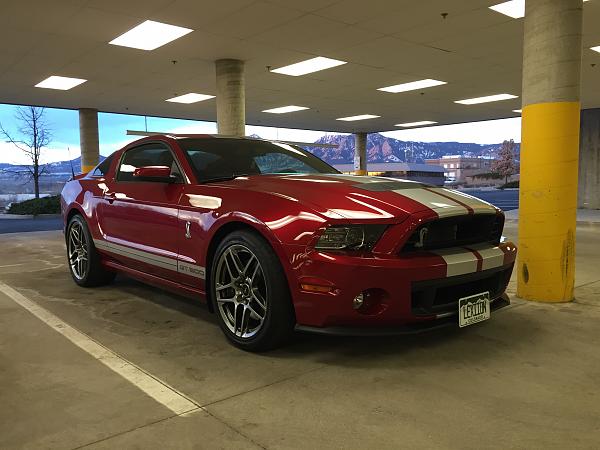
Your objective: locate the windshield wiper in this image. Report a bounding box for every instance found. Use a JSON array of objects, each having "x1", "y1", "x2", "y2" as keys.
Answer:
[{"x1": 199, "y1": 173, "x2": 251, "y2": 184}]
